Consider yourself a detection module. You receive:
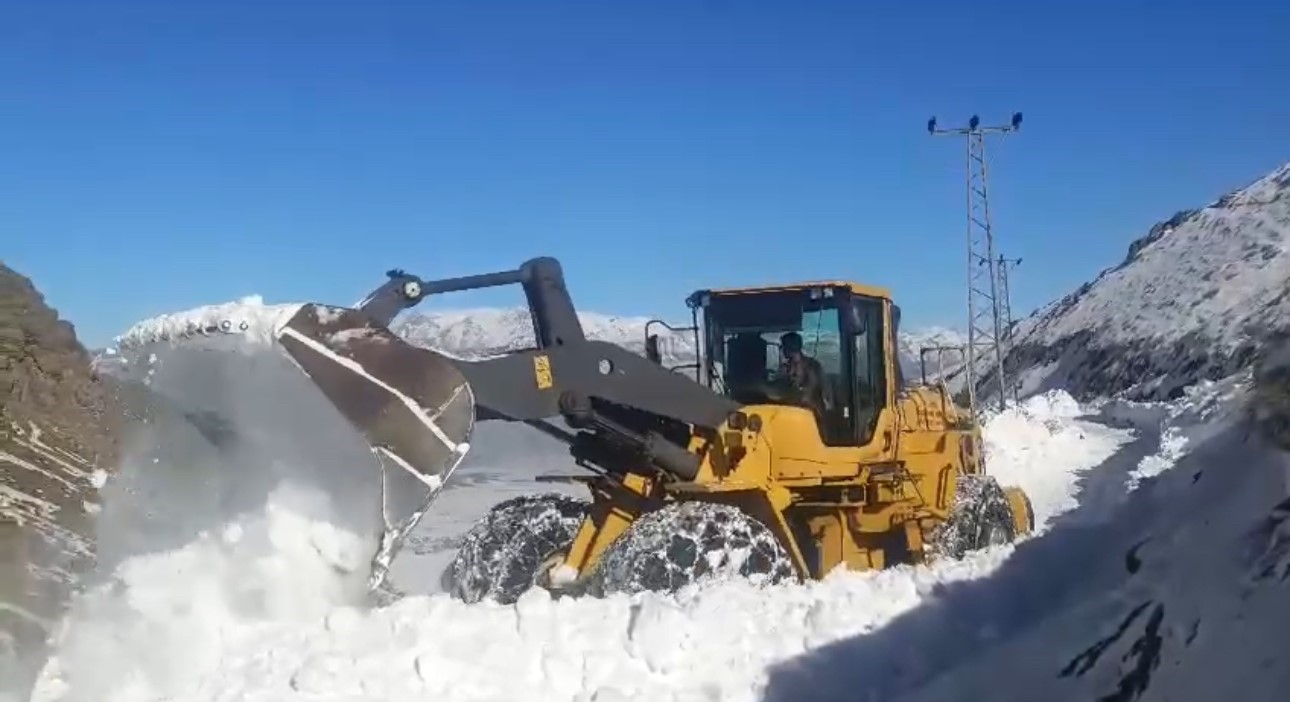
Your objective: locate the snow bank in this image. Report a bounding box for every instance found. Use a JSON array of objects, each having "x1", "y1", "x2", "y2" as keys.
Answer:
[
  {"x1": 982, "y1": 391, "x2": 1132, "y2": 530},
  {"x1": 758, "y1": 375, "x2": 1290, "y2": 702},
  {"x1": 32, "y1": 482, "x2": 373, "y2": 702},
  {"x1": 112, "y1": 296, "x2": 304, "y2": 351},
  {"x1": 120, "y1": 553, "x2": 1016, "y2": 702},
  {"x1": 27, "y1": 389, "x2": 1116, "y2": 702}
]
